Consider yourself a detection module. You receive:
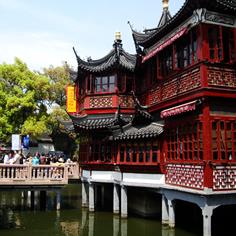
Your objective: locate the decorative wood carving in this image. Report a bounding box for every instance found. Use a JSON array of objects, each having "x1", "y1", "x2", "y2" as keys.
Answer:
[
  {"x1": 165, "y1": 164, "x2": 204, "y2": 190},
  {"x1": 149, "y1": 68, "x2": 201, "y2": 105},
  {"x1": 213, "y1": 165, "x2": 236, "y2": 190},
  {"x1": 205, "y1": 12, "x2": 235, "y2": 25},
  {"x1": 208, "y1": 67, "x2": 236, "y2": 88},
  {"x1": 90, "y1": 96, "x2": 113, "y2": 108}
]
